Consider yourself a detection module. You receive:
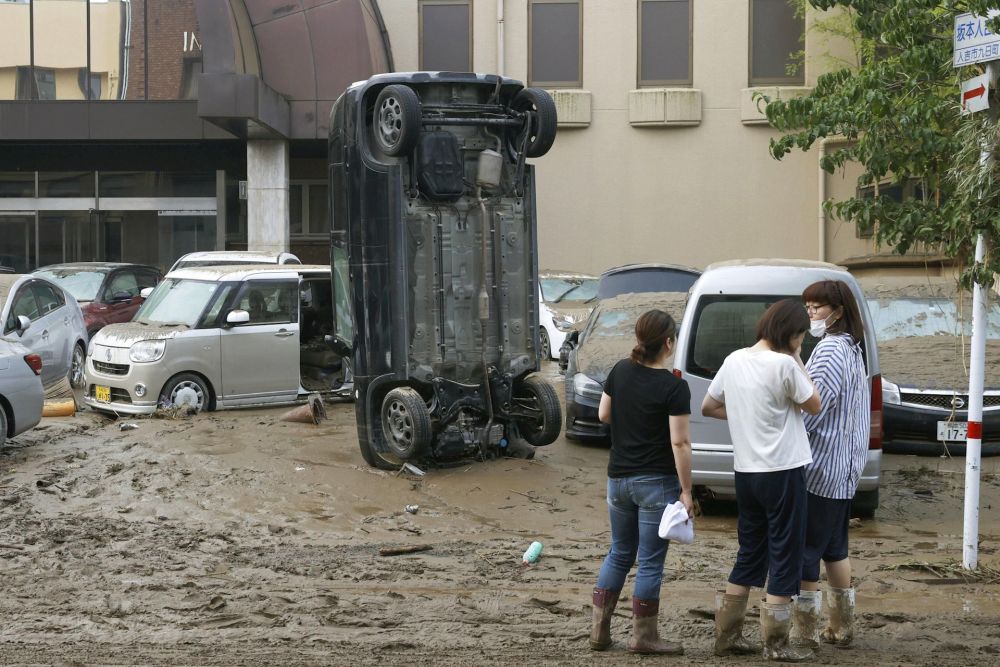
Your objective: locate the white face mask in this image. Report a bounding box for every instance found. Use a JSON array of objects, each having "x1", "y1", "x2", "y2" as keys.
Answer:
[{"x1": 809, "y1": 312, "x2": 836, "y2": 338}]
